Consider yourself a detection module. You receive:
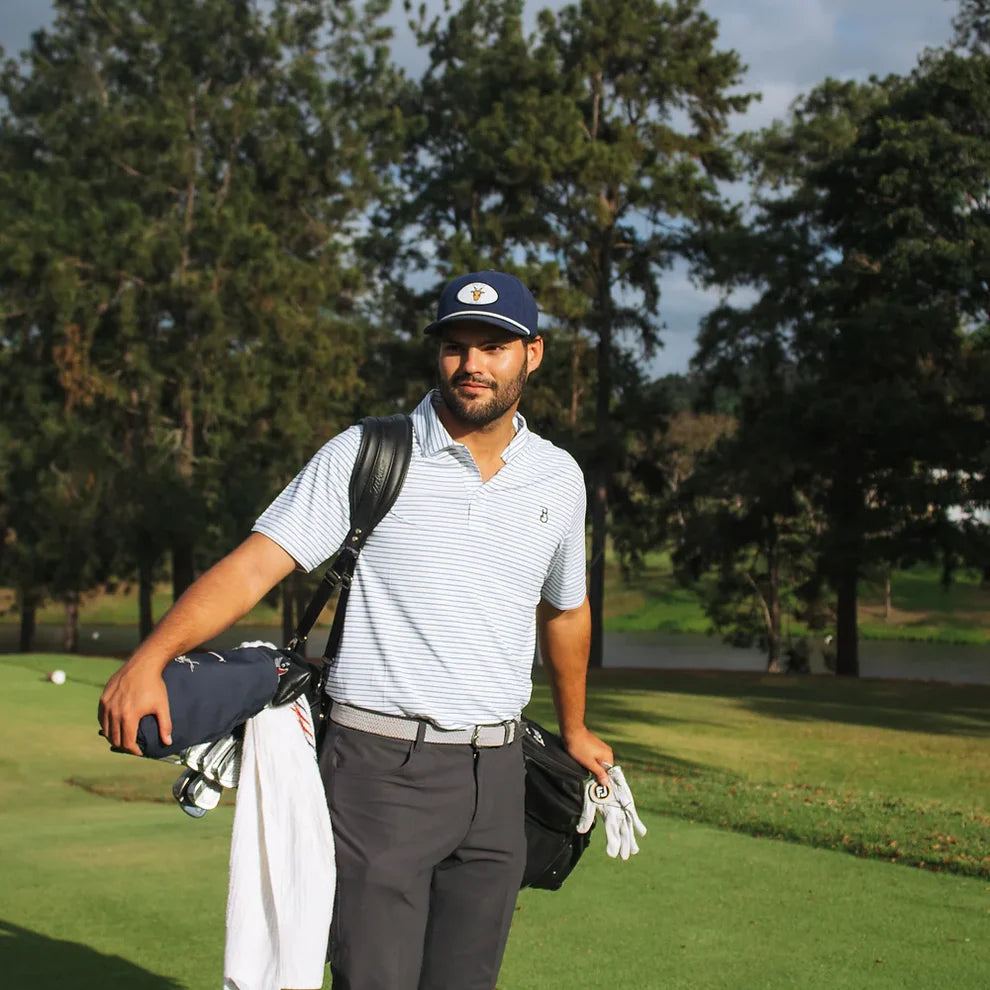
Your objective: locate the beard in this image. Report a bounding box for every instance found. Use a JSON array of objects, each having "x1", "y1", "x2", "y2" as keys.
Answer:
[{"x1": 437, "y1": 360, "x2": 529, "y2": 427}]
